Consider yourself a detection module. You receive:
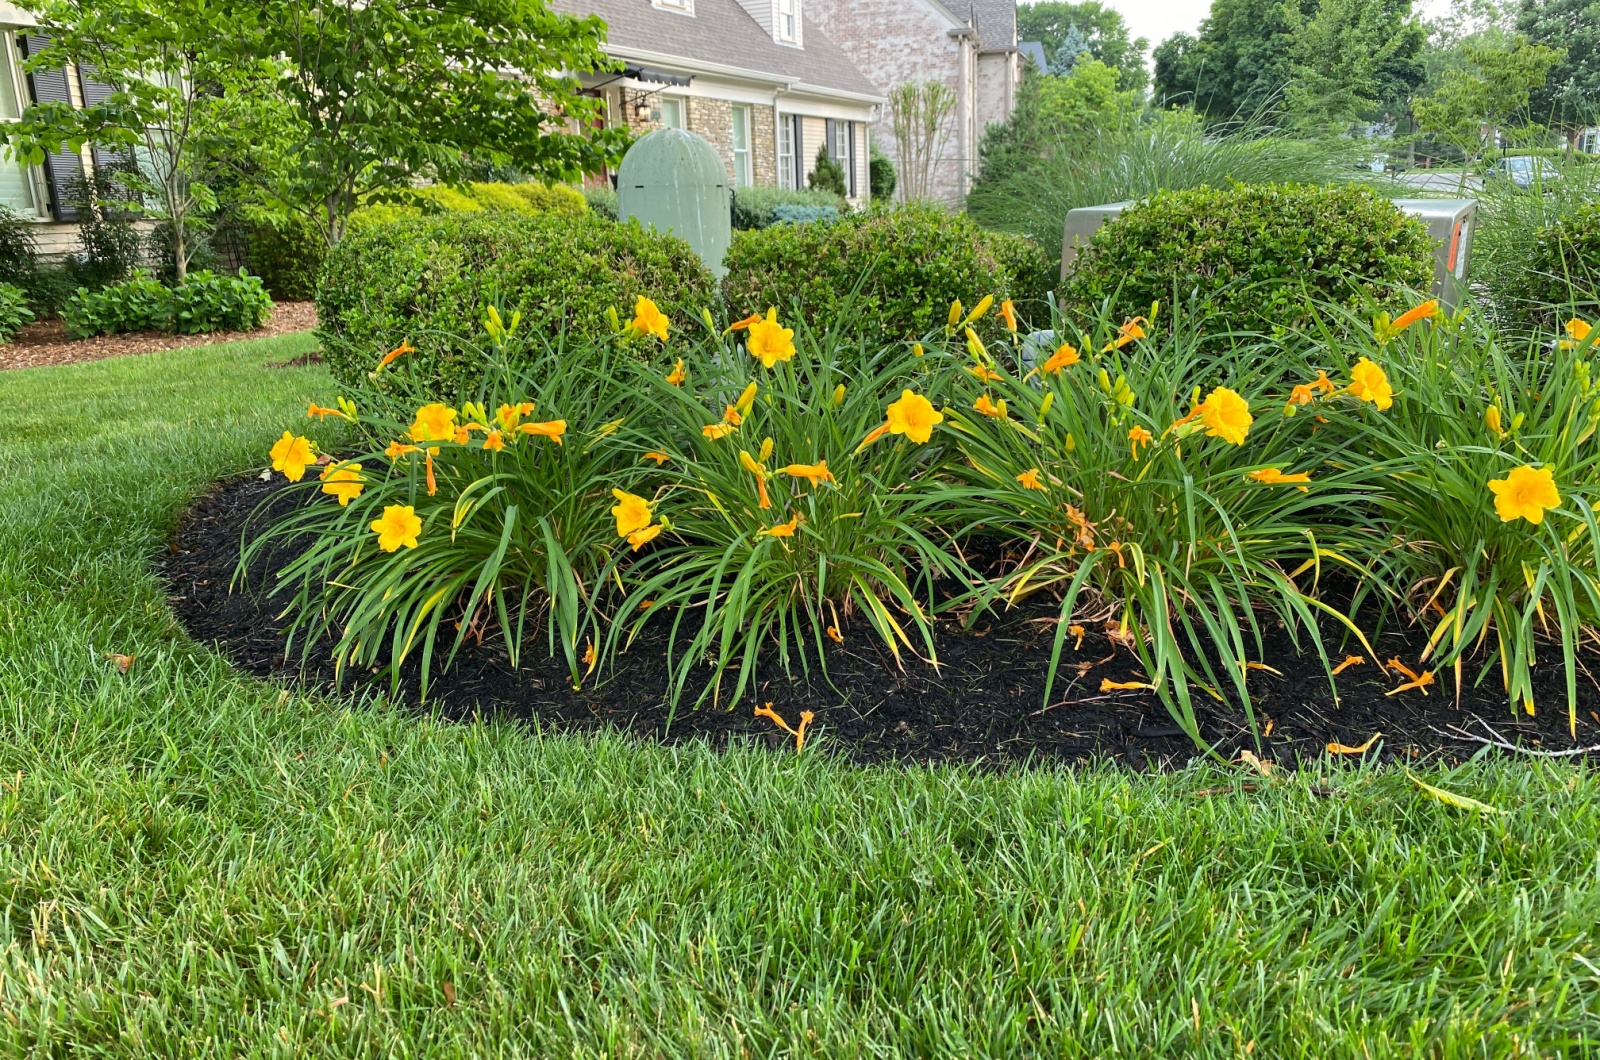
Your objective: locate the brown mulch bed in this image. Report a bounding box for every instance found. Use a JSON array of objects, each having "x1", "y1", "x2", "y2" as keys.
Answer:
[{"x1": 0, "y1": 301, "x2": 318, "y2": 372}]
